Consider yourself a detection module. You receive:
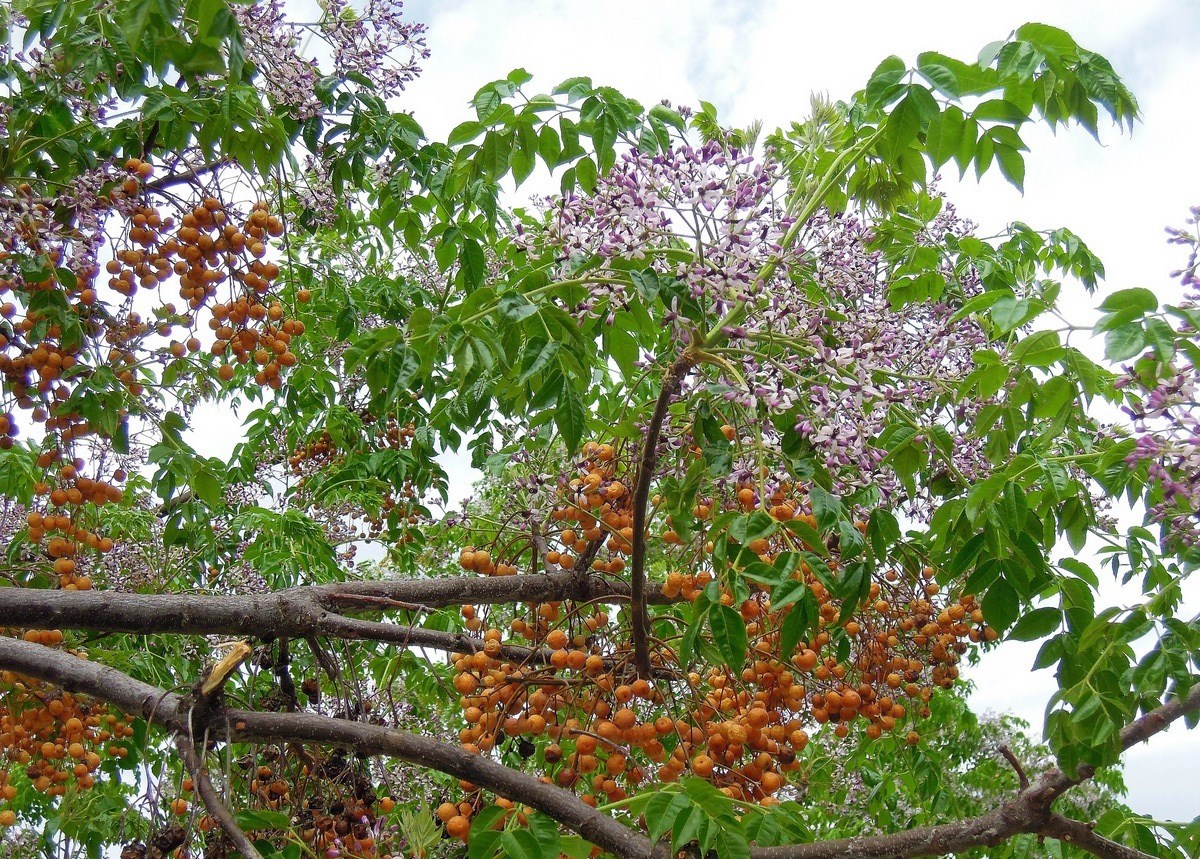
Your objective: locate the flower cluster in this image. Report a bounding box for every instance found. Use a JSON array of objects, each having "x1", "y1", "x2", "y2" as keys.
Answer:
[
  {"x1": 1120, "y1": 207, "x2": 1200, "y2": 548},
  {"x1": 543, "y1": 141, "x2": 787, "y2": 328},
  {"x1": 323, "y1": 0, "x2": 430, "y2": 94},
  {"x1": 535, "y1": 141, "x2": 994, "y2": 515},
  {"x1": 232, "y1": 0, "x2": 429, "y2": 122},
  {"x1": 230, "y1": 0, "x2": 323, "y2": 120}
]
